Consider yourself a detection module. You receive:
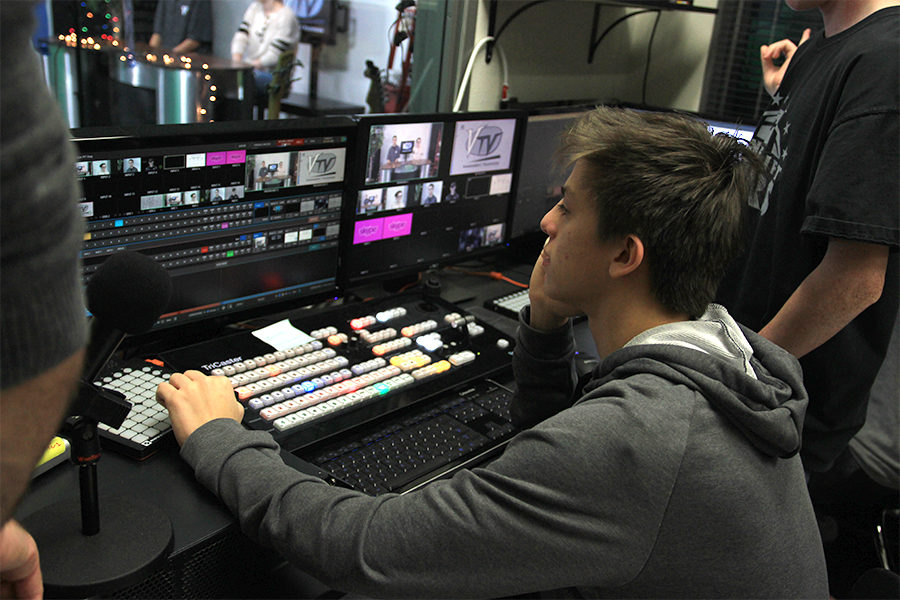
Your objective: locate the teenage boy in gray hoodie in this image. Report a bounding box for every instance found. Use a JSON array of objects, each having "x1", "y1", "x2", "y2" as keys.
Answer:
[{"x1": 157, "y1": 107, "x2": 828, "y2": 598}]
